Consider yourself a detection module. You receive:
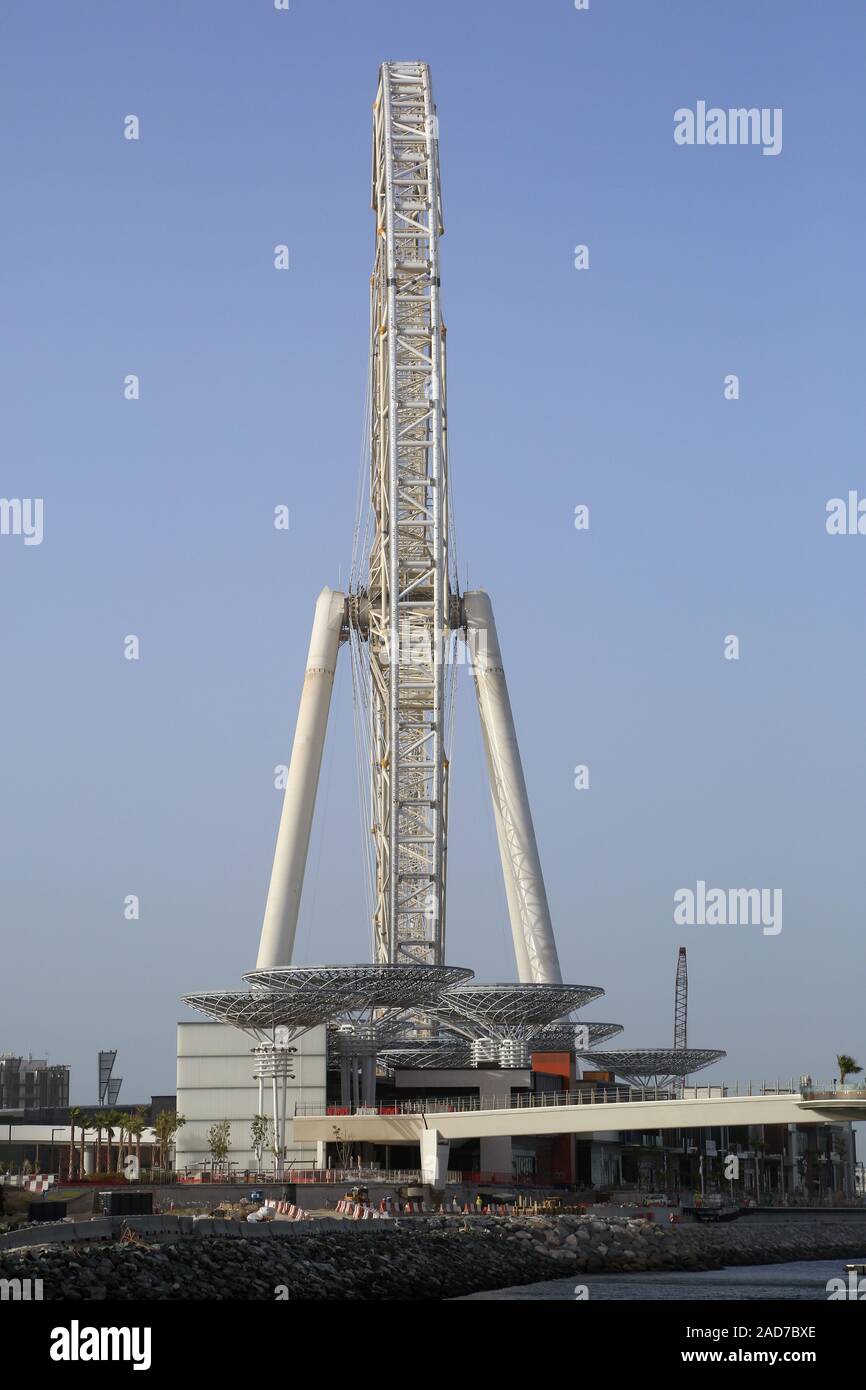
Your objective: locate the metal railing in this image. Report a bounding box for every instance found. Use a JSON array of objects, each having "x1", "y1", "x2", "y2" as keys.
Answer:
[
  {"x1": 801, "y1": 1085, "x2": 866, "y2": 1100},
  {"x1": 164, "y1": 1167, "x2": 561, "y2": 1187},
  {"x1": 288, "y1": 1168, "x2": 431, "y2": 1185},
  {"x1": 294, "y1": 1080, "x2": 841, "y2": 1119}
]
